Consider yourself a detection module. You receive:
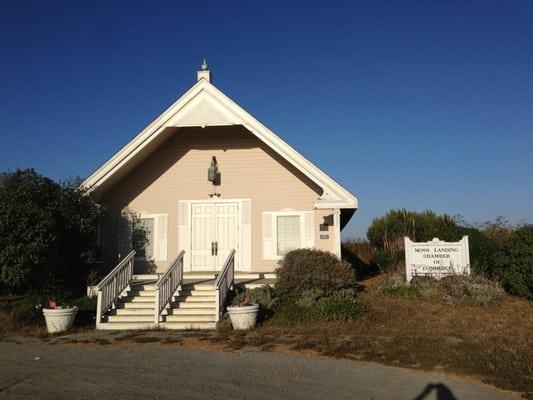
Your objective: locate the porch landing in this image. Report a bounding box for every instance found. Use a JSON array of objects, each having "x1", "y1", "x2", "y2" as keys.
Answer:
[{"x1": 134, "y1": 272, "x2": 277, "y2": 288}]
